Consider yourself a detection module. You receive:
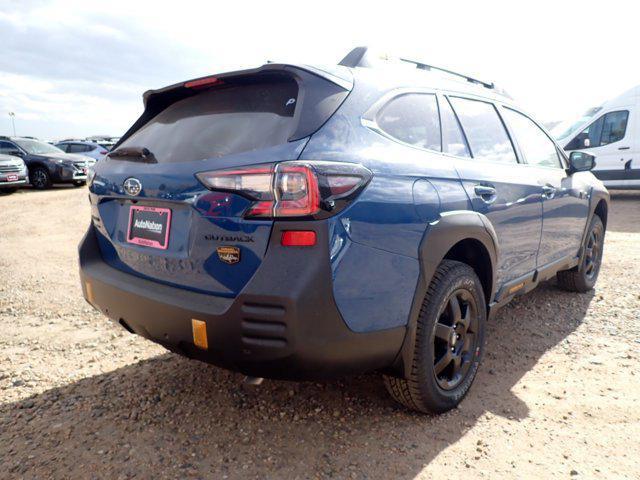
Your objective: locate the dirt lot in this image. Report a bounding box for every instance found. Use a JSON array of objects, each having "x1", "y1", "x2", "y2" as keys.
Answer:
[{"x1": 0, "y1": 186, "x2": 639, "y2": 479}]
